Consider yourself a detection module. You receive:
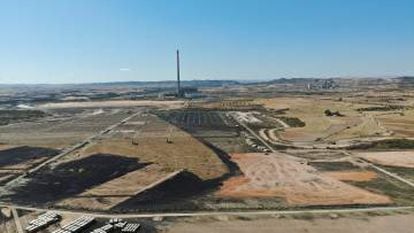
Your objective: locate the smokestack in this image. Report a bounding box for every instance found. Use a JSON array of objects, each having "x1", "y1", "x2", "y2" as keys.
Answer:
[{"x1": 176, "y1": 49, "x2": 181, "y2": 97}]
